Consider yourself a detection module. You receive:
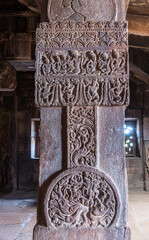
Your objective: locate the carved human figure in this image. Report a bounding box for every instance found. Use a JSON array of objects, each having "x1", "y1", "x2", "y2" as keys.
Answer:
[
  {"x1": 111, "y1": 50, "x2": 126, "y2": 74},
  {"x1": 48, "y1": 0, "x2": 116, "y2": 21},
  {"x1": 97, "y1": 52, "x2": 111, "y2": 75},
  {"x1": 109, "y1": 78, "x2": 125, "y2": 103},
  {"x1": 41, "y1": 53, "x2": 51, "y2": 75},
  {"x1": 62, "y1": 79, "x2": 75, "y2": 103},
  {"x1": 87, "y1": 79, "x2": 100, "y2": 102},
  {"x1": 51, "y1": 52, "x2": 62, "y2": 74}
]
